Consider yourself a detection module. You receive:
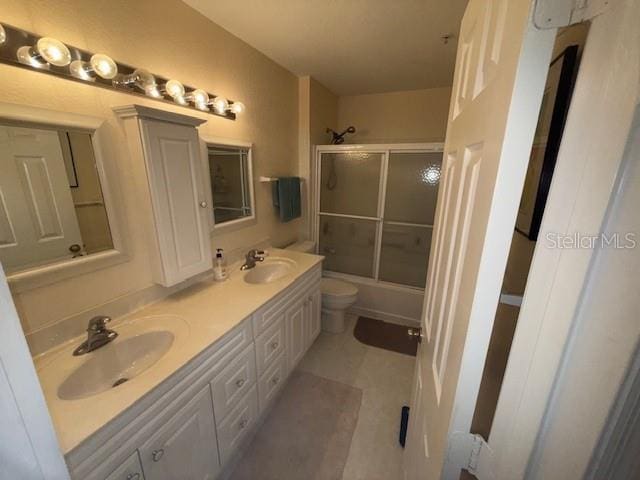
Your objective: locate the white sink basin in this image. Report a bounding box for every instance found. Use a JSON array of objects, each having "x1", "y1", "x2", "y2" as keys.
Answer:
[
  {"x1": 58, "y1": 330, "x2": 174, "y2": 400},
  {"x1": 35, "y1": 314, "x2": 189, "y2": 402},
  {"x1": 244, "y1": 258, "x2": 297, "y2": 284}
]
